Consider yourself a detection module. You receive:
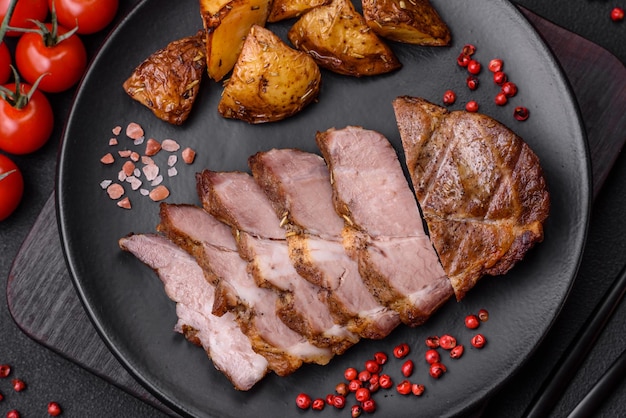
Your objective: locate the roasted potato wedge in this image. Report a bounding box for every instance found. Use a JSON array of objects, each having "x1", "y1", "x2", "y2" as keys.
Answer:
[
  {"x1": 361, "y1": 0, "x2": 451, "y2": 46},
  {"x1": 199, "y1": 0, "x2": 271, "y2": 81},
  {"x1": 123, "y1": 31, "x2": 206, "y2": 125},
  {"x1": 218, "y1": 25, "x2": 321, "y2": 124},
  {"x1": 288, "y1": 0, "x2": 401, "y2": 77},
  {"x1": 268, "y1": 0, "x2": 330, "y2": 22}
]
